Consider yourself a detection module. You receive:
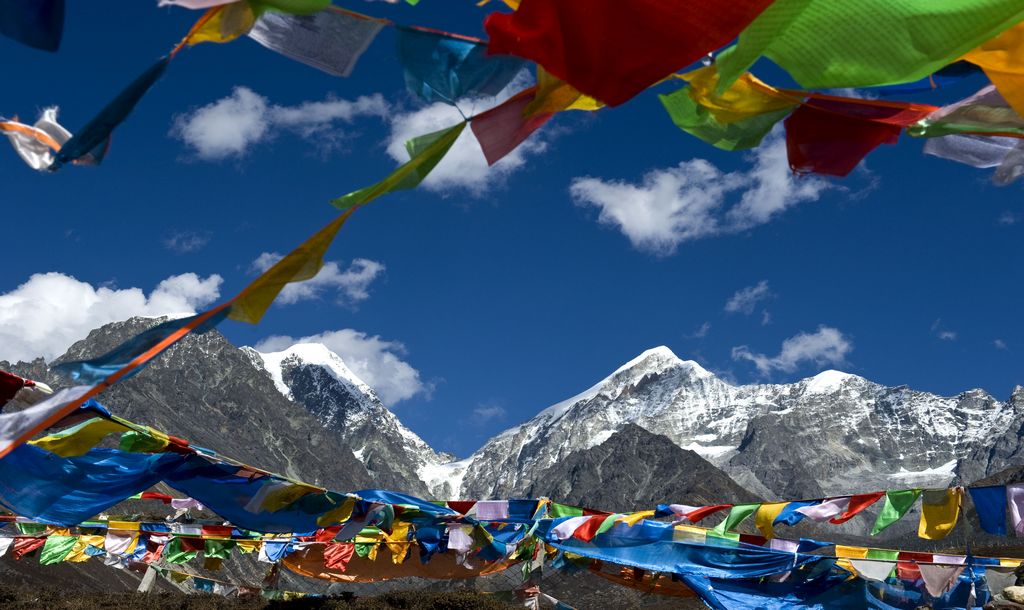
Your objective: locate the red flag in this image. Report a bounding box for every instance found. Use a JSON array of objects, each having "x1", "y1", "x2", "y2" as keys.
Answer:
[
  {"x1": 484, "y1": 0, "x2": 775, "y2": 107},
  {"x1": 471, "y1": 87, "x2": 552, "y2": 166},
  {"x1": 685, "y1": 504, "x2": 733, "y2": 523},
  {"x1": 829, "y1": 492, "x2": 885, "y2": 524},
  {"x1": 324, "y1": 543, "x2": 356, "y2": 570},
  {"x1": 573, "y1": 515, "x2": 608, "y2": 542},
  {"x1": 785, "y1": 95, "x2": 936, "y2": 177}
]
